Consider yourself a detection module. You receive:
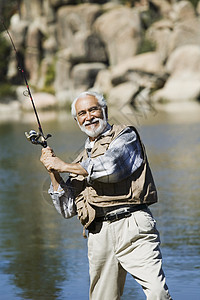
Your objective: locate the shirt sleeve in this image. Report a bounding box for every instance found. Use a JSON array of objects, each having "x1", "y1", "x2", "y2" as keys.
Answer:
[
  {"x1": 80, "y1": 127, "x2": 143, "y2": 183},
  {"x1": 48, "y1": 179, "x2": 77, "y2": 218}
]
